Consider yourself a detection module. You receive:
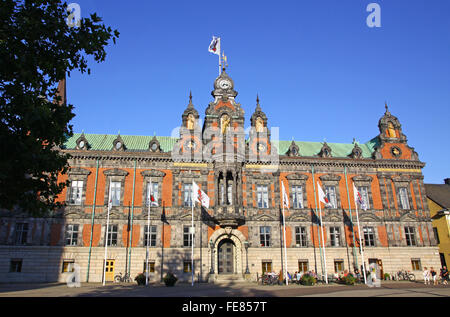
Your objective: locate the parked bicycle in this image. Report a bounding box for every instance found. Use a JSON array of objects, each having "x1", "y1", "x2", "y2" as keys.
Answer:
[
  {"x1": 396, "y1": 270, "x2": 415, "y2": 281},
  {"x1": 114, "y1": 272, "x2": 132, "y2": 283},
  {"x1": 261, "y1": 273, "x2": 281, "y2": 285}
]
